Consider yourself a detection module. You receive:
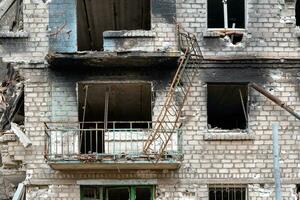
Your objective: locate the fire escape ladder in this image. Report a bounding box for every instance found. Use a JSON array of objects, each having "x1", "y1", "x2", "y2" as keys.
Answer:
[{"x1": 143, "y1": 25, "x2": 203, "y2": 162}]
